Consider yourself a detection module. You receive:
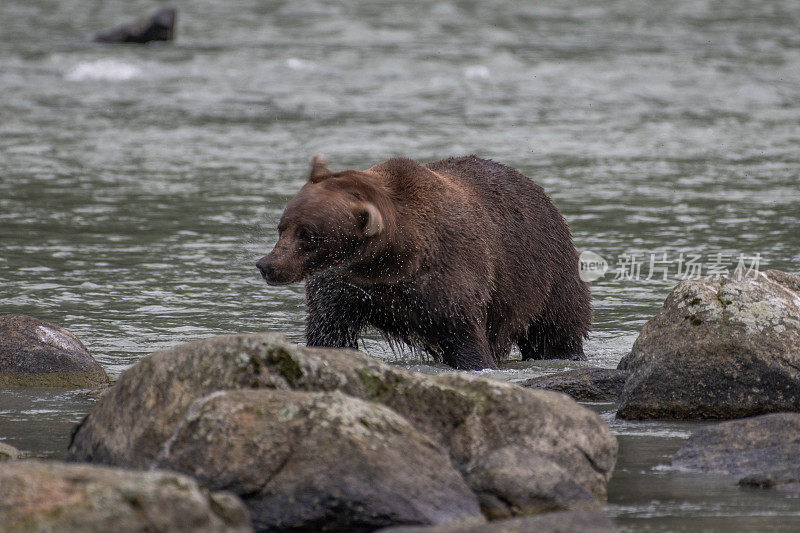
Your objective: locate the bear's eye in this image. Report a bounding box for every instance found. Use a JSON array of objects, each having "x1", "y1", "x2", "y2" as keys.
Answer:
[{"x1": 297, "y1": 228, "x2": 319, "y2": 246}]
